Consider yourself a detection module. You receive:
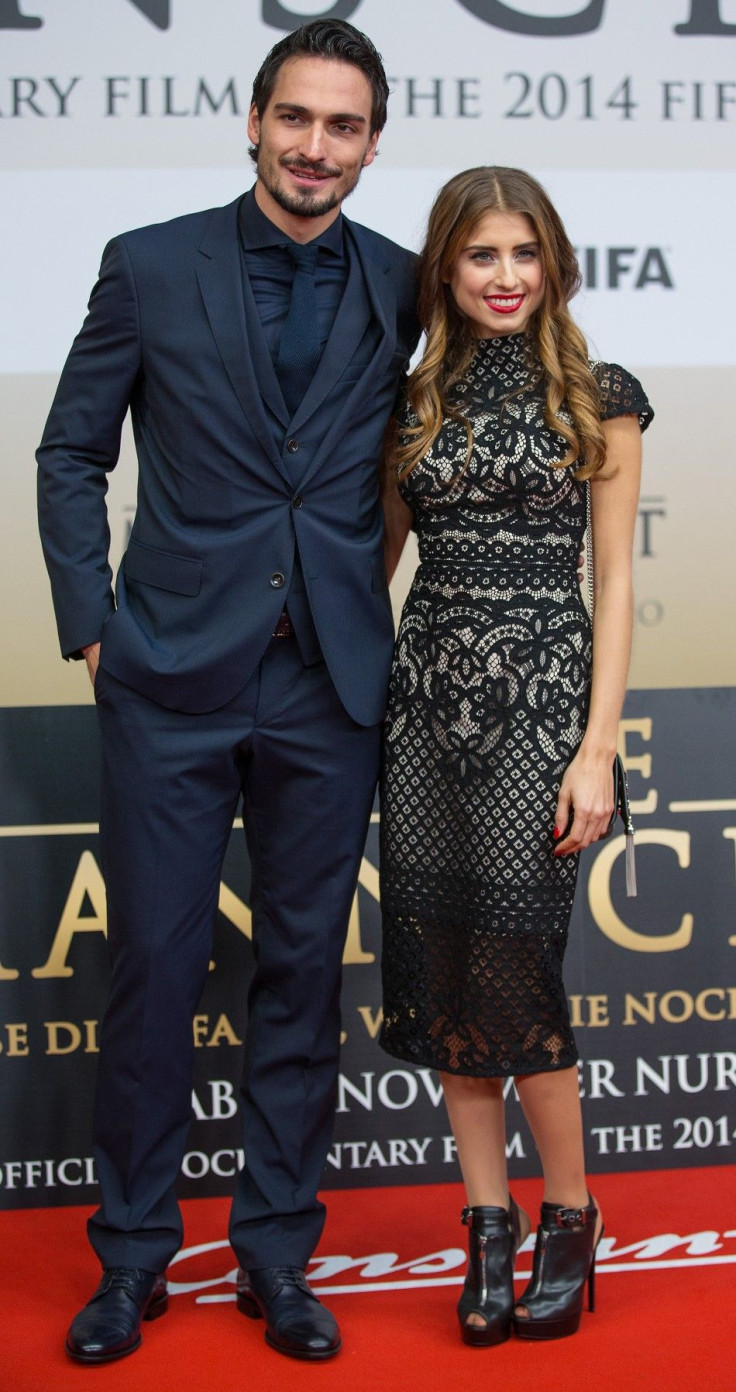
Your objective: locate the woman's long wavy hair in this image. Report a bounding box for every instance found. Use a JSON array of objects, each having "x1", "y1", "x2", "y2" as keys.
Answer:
[{"x1": 394, "y1": 166, "x2": 606, "y2": 481}]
